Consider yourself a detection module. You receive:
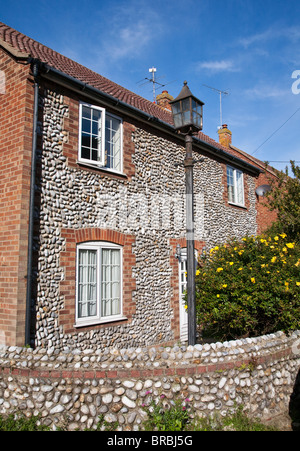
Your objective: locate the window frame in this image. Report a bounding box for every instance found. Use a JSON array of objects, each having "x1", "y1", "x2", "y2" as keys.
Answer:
[
  {"x1": 75, "y1": 241, "x2": 125, "y2": 327},
  {"x1": 226, "y1": 165, "x2": 245, "y2": 207},
  {"x1": 78, "y1": 102, "x2": 123, "y2": 173}
]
